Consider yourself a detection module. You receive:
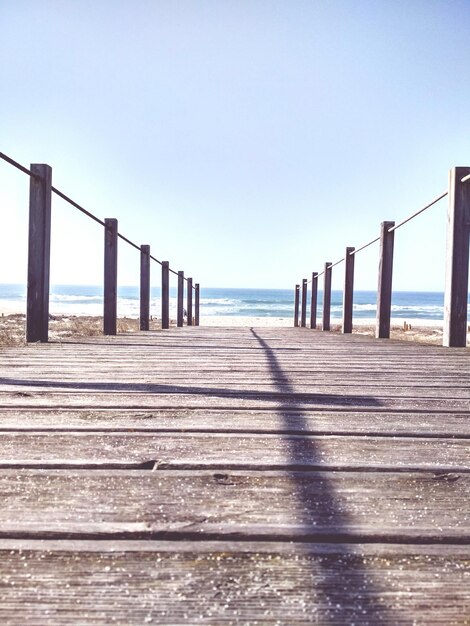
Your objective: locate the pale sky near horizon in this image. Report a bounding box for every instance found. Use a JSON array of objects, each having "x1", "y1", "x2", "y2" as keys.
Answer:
[{"x1": 1, "y1": 0, "x2": 469, "y2": 292}]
